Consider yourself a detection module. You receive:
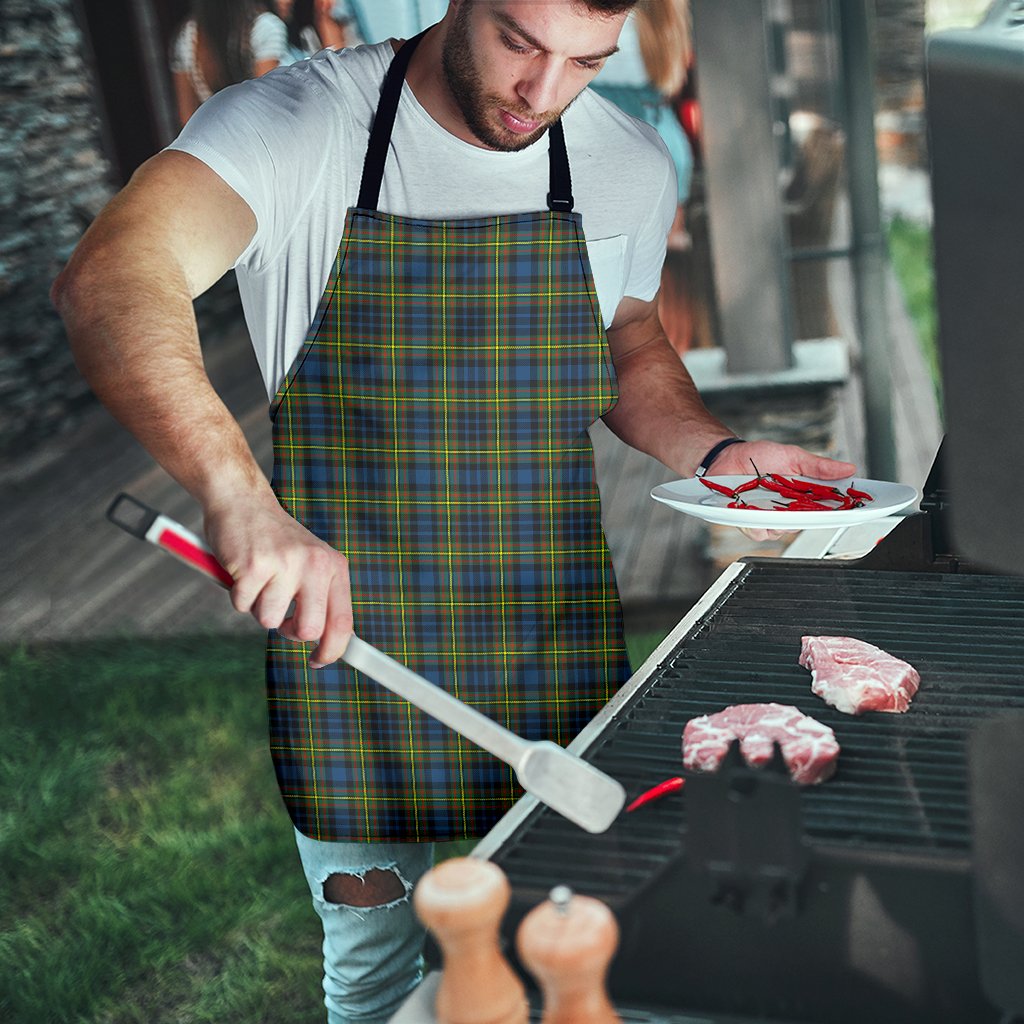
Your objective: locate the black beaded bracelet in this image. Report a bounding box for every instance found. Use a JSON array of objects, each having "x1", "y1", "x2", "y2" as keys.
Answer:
[{"x1": 695, "y1": 437, "x2": 745, "y2": 478}]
